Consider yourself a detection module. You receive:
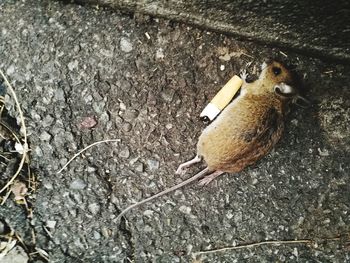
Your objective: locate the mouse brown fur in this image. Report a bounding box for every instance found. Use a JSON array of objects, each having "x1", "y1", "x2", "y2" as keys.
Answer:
[{"x1": 197, "y1": 61, "x2": 293, "y2": 175}]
